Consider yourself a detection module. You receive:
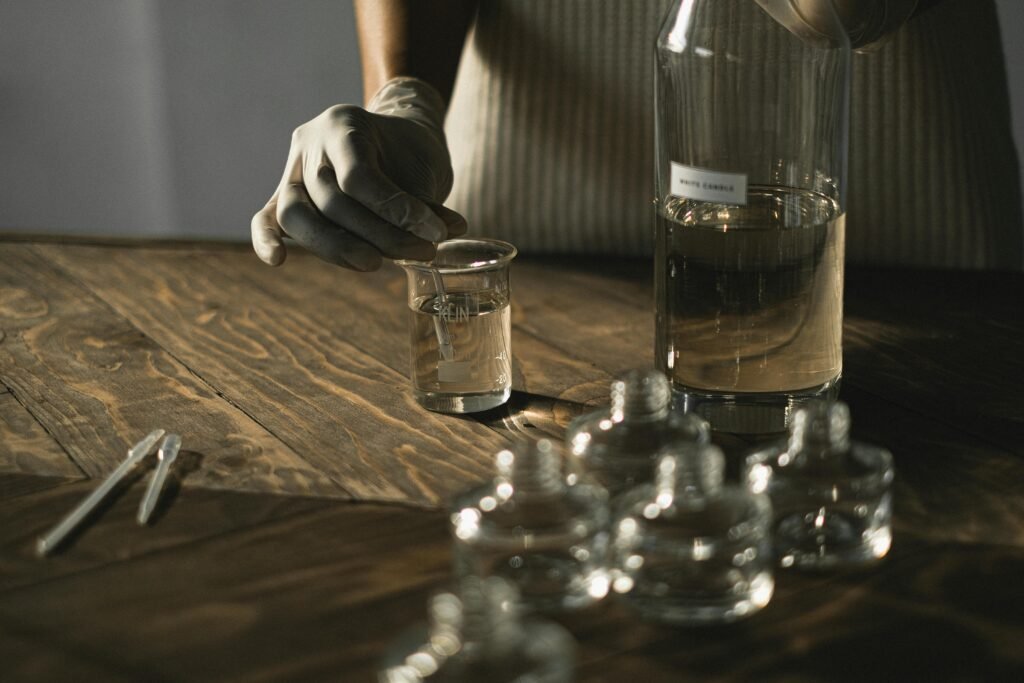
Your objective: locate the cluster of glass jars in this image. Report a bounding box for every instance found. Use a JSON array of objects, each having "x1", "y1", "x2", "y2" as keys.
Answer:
[{"x1": 380, "y1": 370, "x2": 894, "y2": 681}]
